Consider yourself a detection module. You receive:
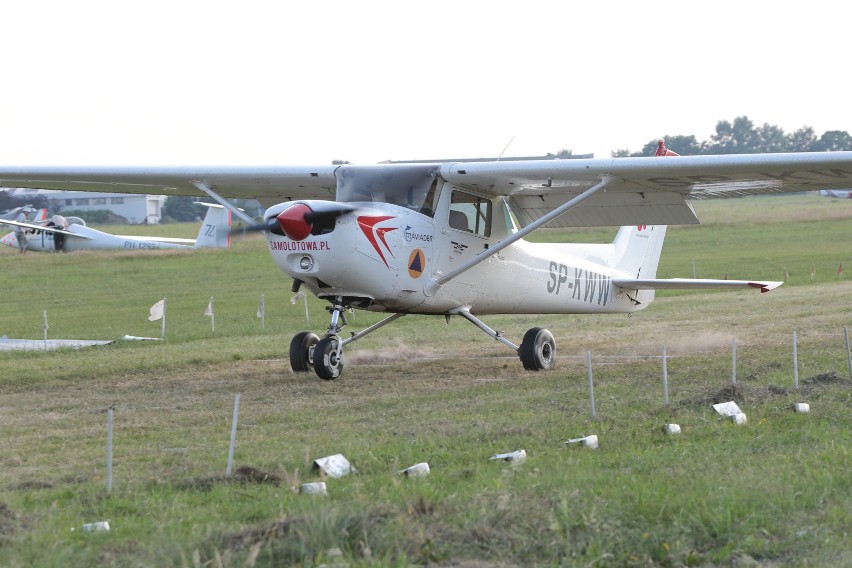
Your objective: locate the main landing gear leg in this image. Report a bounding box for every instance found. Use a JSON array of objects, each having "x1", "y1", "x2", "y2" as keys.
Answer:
[
  {"x1": 454, "y1": 308, "x2": 556, "y2": 371},
  {"x1": 289, "y1": 296, "x2": 407, "y2": 381}
]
